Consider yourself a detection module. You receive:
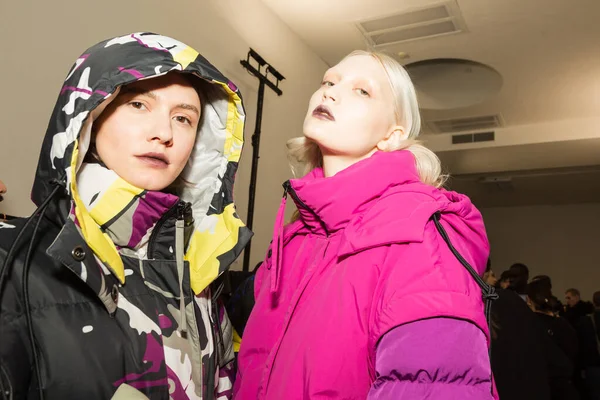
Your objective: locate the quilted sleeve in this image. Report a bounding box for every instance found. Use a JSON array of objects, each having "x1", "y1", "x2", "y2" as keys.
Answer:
[{"x1": 367, "y1": 318, "x2": 494, "y2": 400}]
